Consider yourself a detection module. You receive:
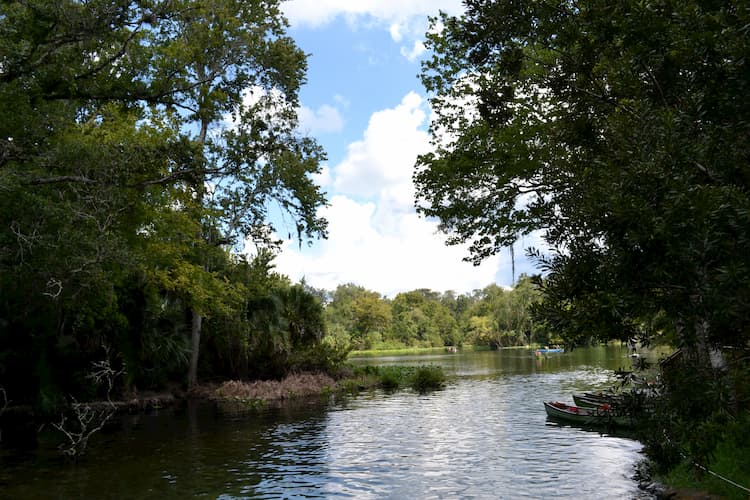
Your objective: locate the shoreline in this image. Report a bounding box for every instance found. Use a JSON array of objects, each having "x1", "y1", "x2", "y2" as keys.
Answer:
[{"x1": 0, "y1": 370, "x2": 381, "y2": 421}]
